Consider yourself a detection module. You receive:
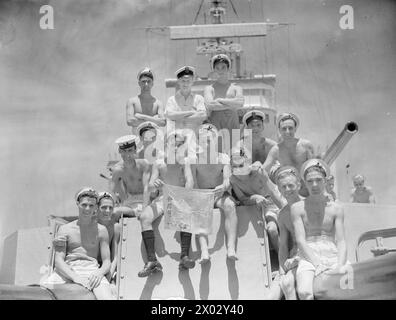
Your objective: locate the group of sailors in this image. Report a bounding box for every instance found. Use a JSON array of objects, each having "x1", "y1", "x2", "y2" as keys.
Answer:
[{"x1": 44, "y1": 53, "x2": 373, "y2": 300}]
